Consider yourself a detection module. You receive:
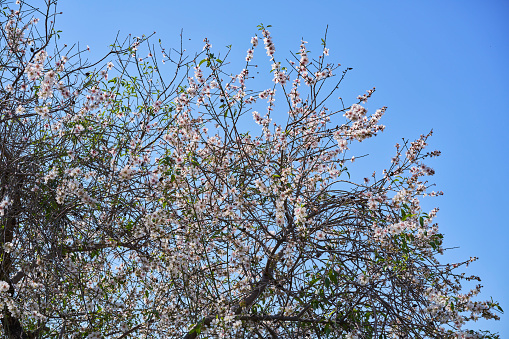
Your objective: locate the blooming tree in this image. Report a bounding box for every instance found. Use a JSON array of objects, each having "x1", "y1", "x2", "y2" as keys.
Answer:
[{"x1": 0, "y1": 1, "x2": 503, "y2": 338}]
